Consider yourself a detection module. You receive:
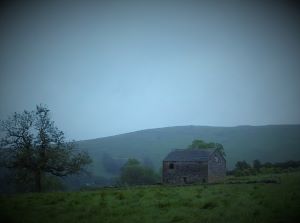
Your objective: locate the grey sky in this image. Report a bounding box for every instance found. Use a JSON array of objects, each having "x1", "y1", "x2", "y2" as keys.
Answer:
[{"x1": 1, "y1": 1, "x2": 300, "y2": 140}]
